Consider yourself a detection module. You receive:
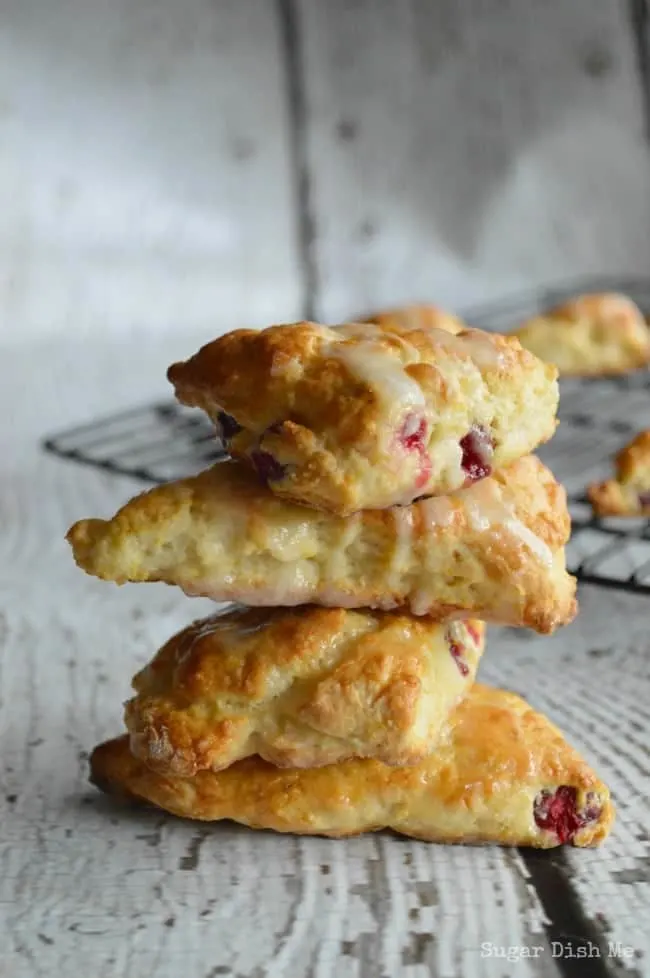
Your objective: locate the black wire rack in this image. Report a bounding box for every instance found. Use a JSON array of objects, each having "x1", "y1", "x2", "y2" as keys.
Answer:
[{"x1": 43, "y1": 277, "x2": 650, "y2": 596}]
